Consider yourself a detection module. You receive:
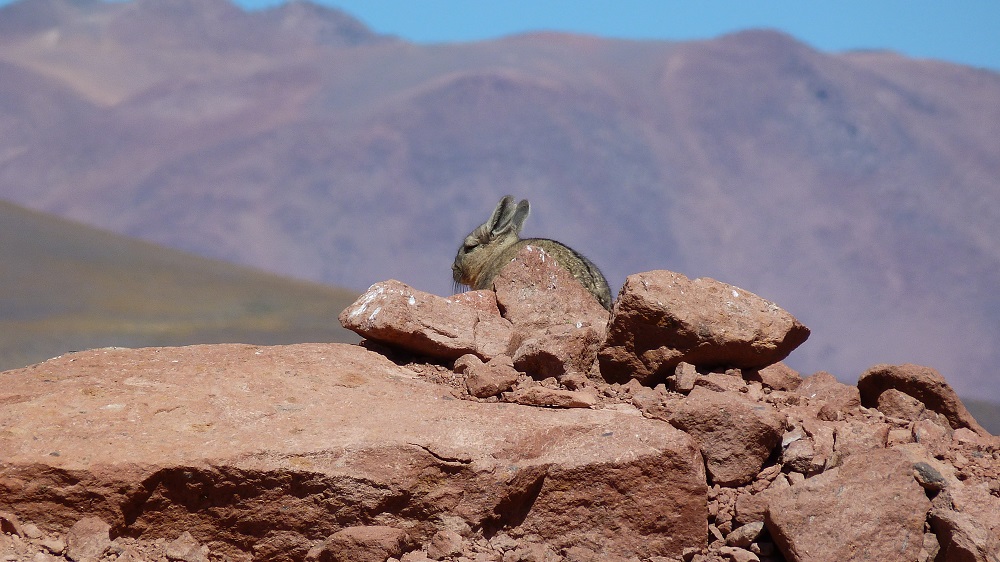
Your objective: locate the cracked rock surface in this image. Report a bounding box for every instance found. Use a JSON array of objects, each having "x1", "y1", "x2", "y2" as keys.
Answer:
[{"x1": 0, "y1": 343, "x2": 705, "y2": 561}]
